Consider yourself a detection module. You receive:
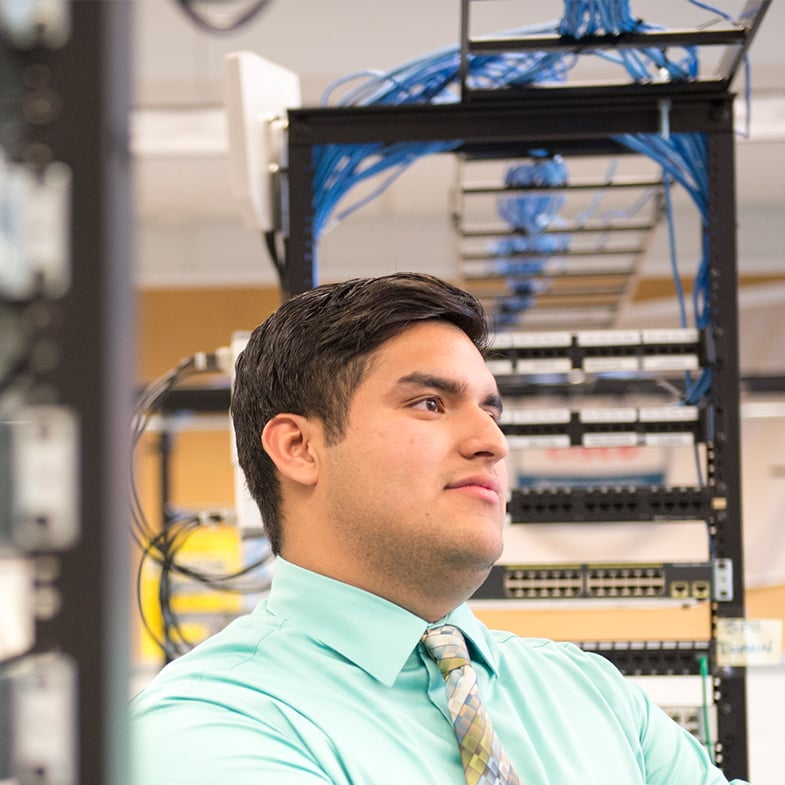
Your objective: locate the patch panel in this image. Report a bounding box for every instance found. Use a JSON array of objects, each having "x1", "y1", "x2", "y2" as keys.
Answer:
[
  {"x1": 578, "y1": 640, "x2": 711, "y2": 676},
  {"x1": 507, "y1": 485, "x2": 716, "y2": 523},
  {"x1": 487, "y1": 328, "x2": 704, "y2": 377},
  {"x1": 472, "y1": 561, "x2": 722, "y2": 602},
  {"x1": 500, "y1": 405, "x2": 703, "y2": 449}
]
